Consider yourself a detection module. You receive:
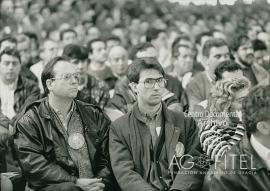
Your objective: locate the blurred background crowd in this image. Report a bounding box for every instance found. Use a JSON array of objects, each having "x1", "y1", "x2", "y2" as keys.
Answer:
[{"x1": 1, "y1": 0, "x2": 270, "y2": 190}]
